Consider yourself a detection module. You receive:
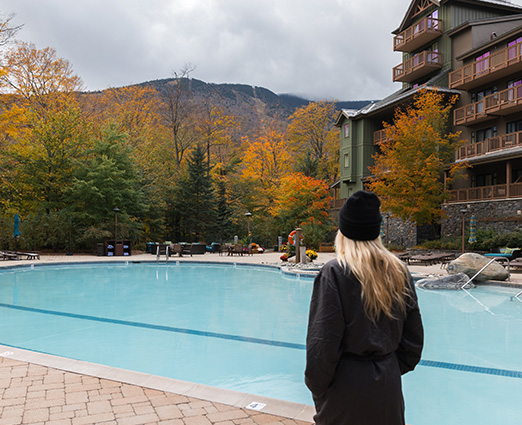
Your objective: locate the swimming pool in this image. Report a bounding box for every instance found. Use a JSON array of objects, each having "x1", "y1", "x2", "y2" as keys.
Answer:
[{"x1": 0, "y1": 262, "x2": 521, "y2": 425}]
